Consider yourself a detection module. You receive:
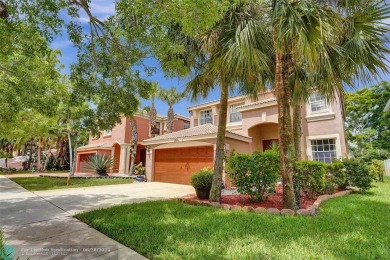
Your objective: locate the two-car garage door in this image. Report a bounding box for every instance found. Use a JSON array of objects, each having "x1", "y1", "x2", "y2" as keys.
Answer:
[{"x1": 154, "y1": 146, "x2": 214, "y2": 185}]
